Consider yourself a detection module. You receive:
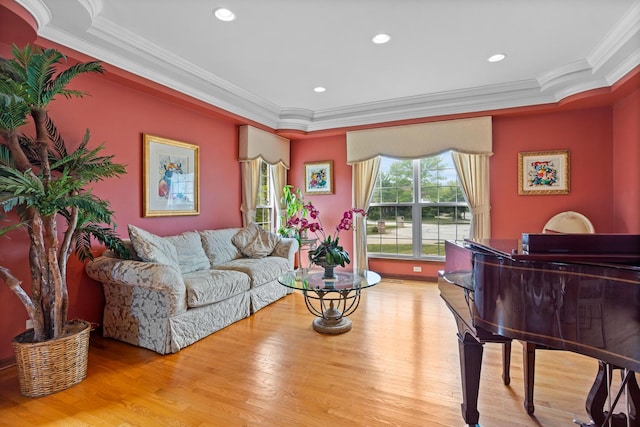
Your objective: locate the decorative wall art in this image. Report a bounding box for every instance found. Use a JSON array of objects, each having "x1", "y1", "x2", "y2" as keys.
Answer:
[
  {"x1": 518, "y1": 150, "x2": 570, "y2": 195},
  {"x1": 304, "y1": 161, "x2": 334, "y2": 195},
  {"x1": 143, "y1": 134, "x2": 200, "y2": 216}
]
